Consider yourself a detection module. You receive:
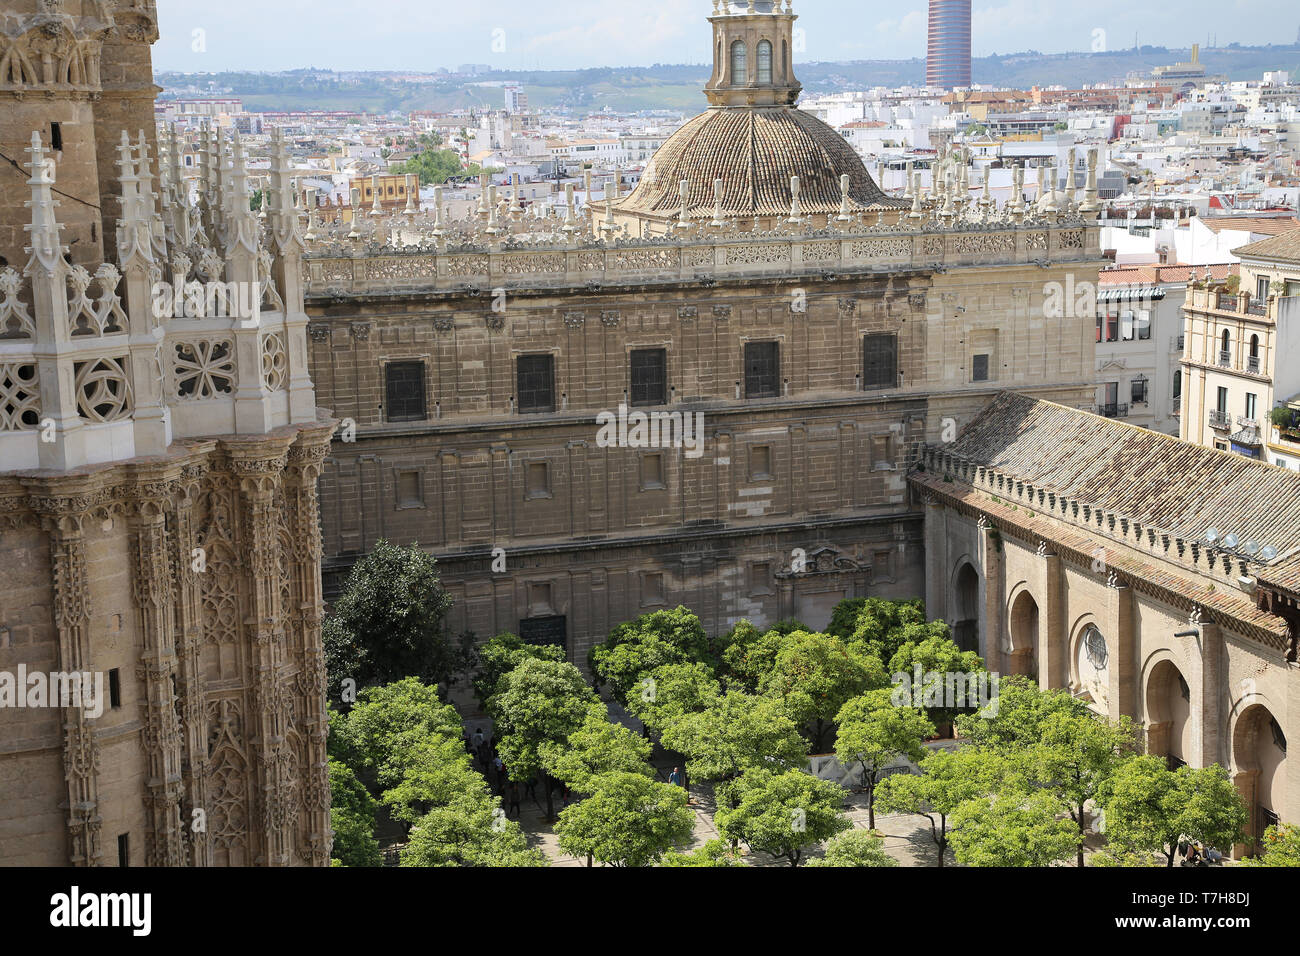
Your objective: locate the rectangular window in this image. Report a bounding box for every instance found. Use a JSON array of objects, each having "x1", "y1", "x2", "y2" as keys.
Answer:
[
  {"x1": 629, "y1": 348, "x2": 667, "y2": 407},
  {"x1": 972, "y1": 354, "x2": 990, "y2": 382},
  {"x1": 108, "y1": 668, "x2": 121, "y2": 709},
  {"x1": 517, "y1": 354, "x2": 555, "y2": 413},
  {"x1": 642, "y1": 572, "x2": 665, "y2": 606},
  {"x1": 1106, "y1": 312, "x2": 1119, "y2": 342},
  {"x1": 872, "y1": 434, "x2": 894, "y2": 470},
  {"x1": 750, "y1": 446, "x2": 773, "y2": 480},
  {"x1": 1131, "y1": 379, "x2": 1148, "y2": 404},
  {"x1": 385, "y1": 362, "x2": 426, "y2": 422},
  {"x1": 51, "y1": 122, "x2": 63, "y2": 151},
  {"x1": 1095, "y1": 315, "x2": 1103, "y2": 343},
  {"x1": 744, "y1": 342, "x2": 780, "y2": 399},
  {"x1": 396, "y1": 471, "x2": 423, "y2": 509},
  {"x1": 526, "y1": 461, "x2": 551, "y2": 499},
  {"x1": 1257, "y1": 276, "x2": 1270, "y2": 301},
  {"x1": 1246, "y1": 393, "x2": 1258, "y2": 421},
  {"x1": 1135, "y1": 311, "x2": 1151, "y2": 340},
  {"x1": 117, "y1": 833, "x2": 129, "y2": 867},
  {"x1": 519, "y1": 614, "x2": 566, "y2": 647},
  {"x1": 640, "y1": 453, "x2": 665, "y2": 490},
  {"x1": 1120, "y1": 310, "x2": 1134, "y2": 341},
  {"x1": 1216, "y1": 386, "x2": 1228, "y2": 414},
  {"x1": 862, "y1": 333, "x2": 898, "y2": 390}
]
